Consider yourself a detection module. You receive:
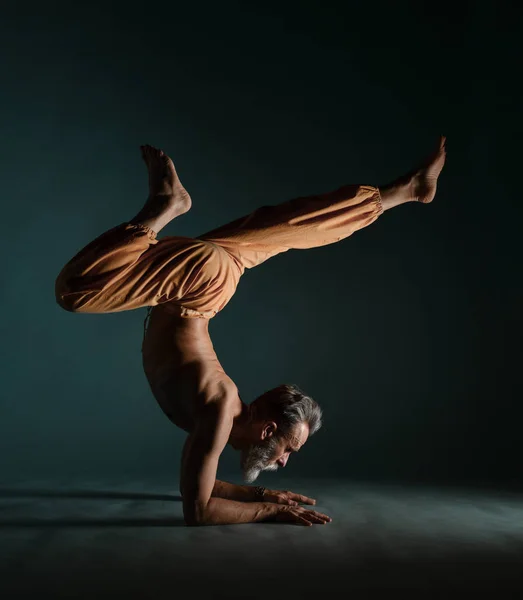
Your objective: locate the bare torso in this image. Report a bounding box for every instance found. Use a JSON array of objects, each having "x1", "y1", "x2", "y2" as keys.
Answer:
[{"x1": 141, "y1": 306, "x2": 239, "y2": 432}]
